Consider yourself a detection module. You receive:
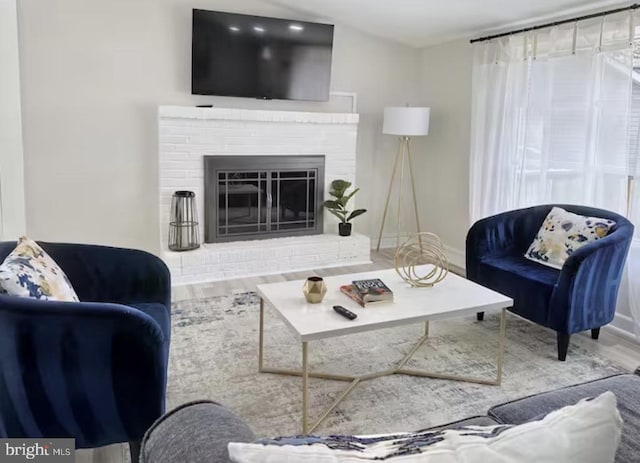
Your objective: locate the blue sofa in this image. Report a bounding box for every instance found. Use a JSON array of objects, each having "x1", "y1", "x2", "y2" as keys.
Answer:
[
  {"x1": 0, "y1": 242, "x2": 171, "y2": 461},
  {"x1": 466, "y1": 204, "x2": 634, "y2": 360}
]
